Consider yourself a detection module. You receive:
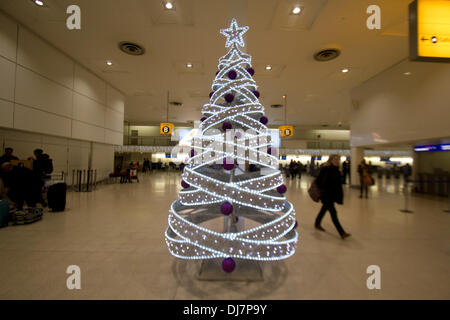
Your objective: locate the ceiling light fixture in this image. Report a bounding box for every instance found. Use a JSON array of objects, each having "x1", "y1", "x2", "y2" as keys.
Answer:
[
  {"x1": 403, "y1": 71, "x2": 411, "y2": 76},
  {"x1": 106, "y1": 61, "x2": 113, "y2": 66},
  {"x1": 265, "y1": 65, "x2": 272, "y2": 71},
  {"x1": 33, "y1": 0, "x2": 44, "y2": 6},
  {"x1": 165, "y1": 2, "x2": 174, "y2": 10},
  {"x1": 292, "y1": 7, "x2": 302, "y2": 14},
  {"x1": 341, "y1": 68, "x2": 349, "y2": 73},
  {"x1": 186, "y1": 63, "x2": 193, "y2": 68}
]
